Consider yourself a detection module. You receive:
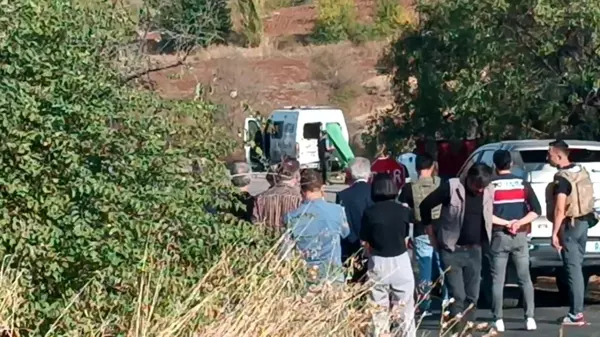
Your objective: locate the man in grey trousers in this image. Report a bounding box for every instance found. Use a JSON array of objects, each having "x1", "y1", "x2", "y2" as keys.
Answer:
[
  {"x1": 548, "y1": 140, "x2": 596, "y2": 325},
  {"x1": 489, "y1": 150, "x2": 540, "y2": 332}
]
